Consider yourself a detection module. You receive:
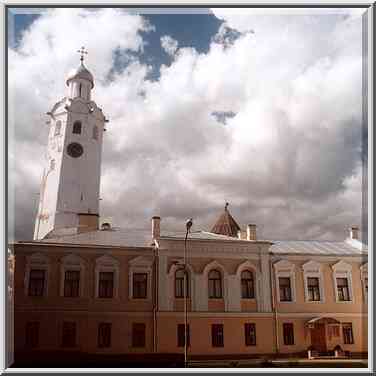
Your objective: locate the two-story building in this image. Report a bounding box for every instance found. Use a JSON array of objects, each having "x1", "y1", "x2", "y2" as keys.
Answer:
[{"x1": 11, "y1": 206, "x2": 368, "y2": 364}]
